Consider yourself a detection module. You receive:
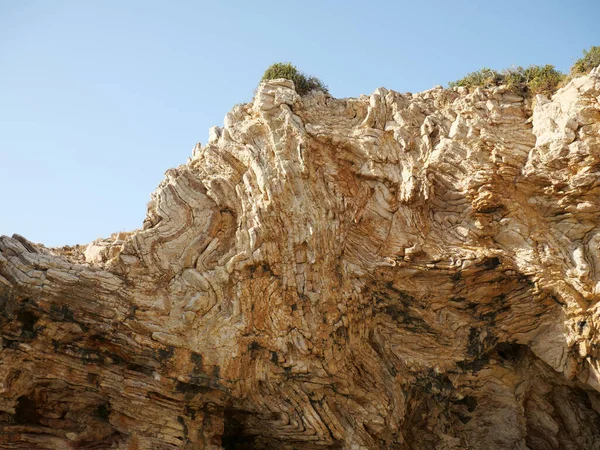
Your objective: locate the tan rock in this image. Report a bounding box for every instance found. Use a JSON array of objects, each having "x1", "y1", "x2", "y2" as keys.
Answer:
[{"x1": 2, "y1": 69, "x2": 600, "y2": 449}]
